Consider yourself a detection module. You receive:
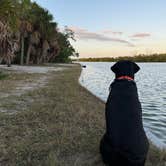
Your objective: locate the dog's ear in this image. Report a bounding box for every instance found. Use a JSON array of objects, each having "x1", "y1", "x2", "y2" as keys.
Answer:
[
  {"x1": 133, "y1": 62, "x2": 140, "y2": 73},
  {"x1": 111, "y1": 62, "x2": 119, "y2": 74}
]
